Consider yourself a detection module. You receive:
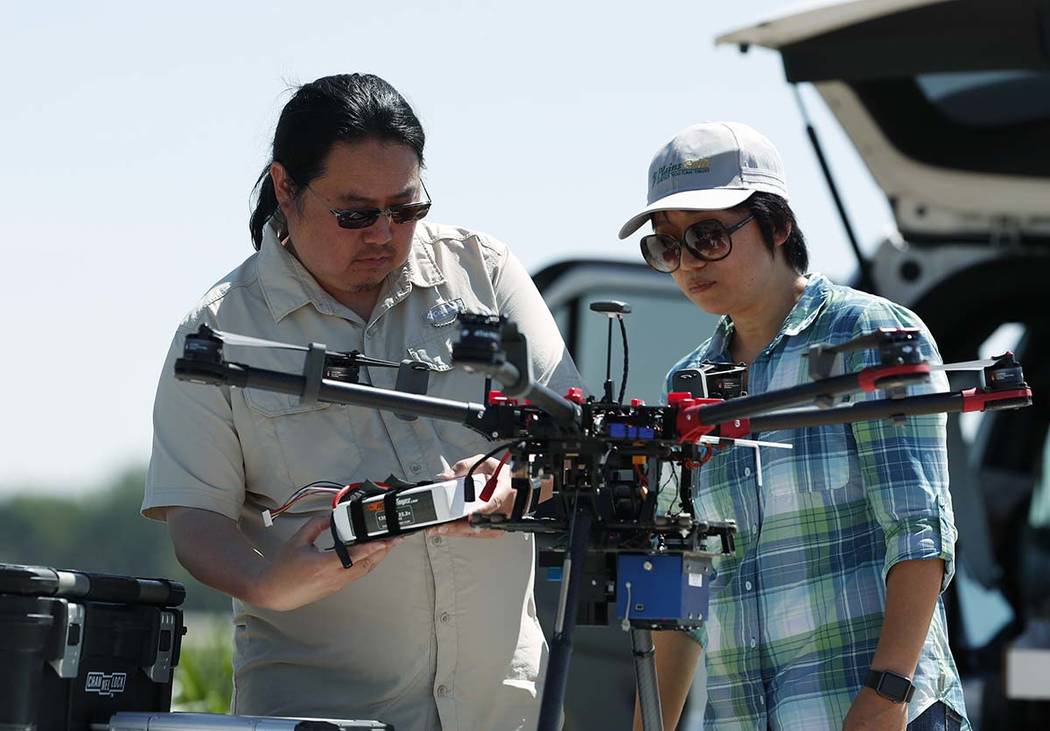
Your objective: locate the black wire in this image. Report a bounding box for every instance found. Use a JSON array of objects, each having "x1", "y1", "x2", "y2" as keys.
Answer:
[
  {"x1": 274, "y1": 479, "x2": 346, "y2": 512},
  {"x1": 617, "y1": 317, "x2": 629, "y2": 405},
  {"x1": 657, "y1": 463, "x2": 677, "y2": 499},
  {"x1": 464, "y1": 440, "x2": 523, "y2": 497},
  {"x1": 299, "y1": 479, "x2": 345, "y2": 489}
]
